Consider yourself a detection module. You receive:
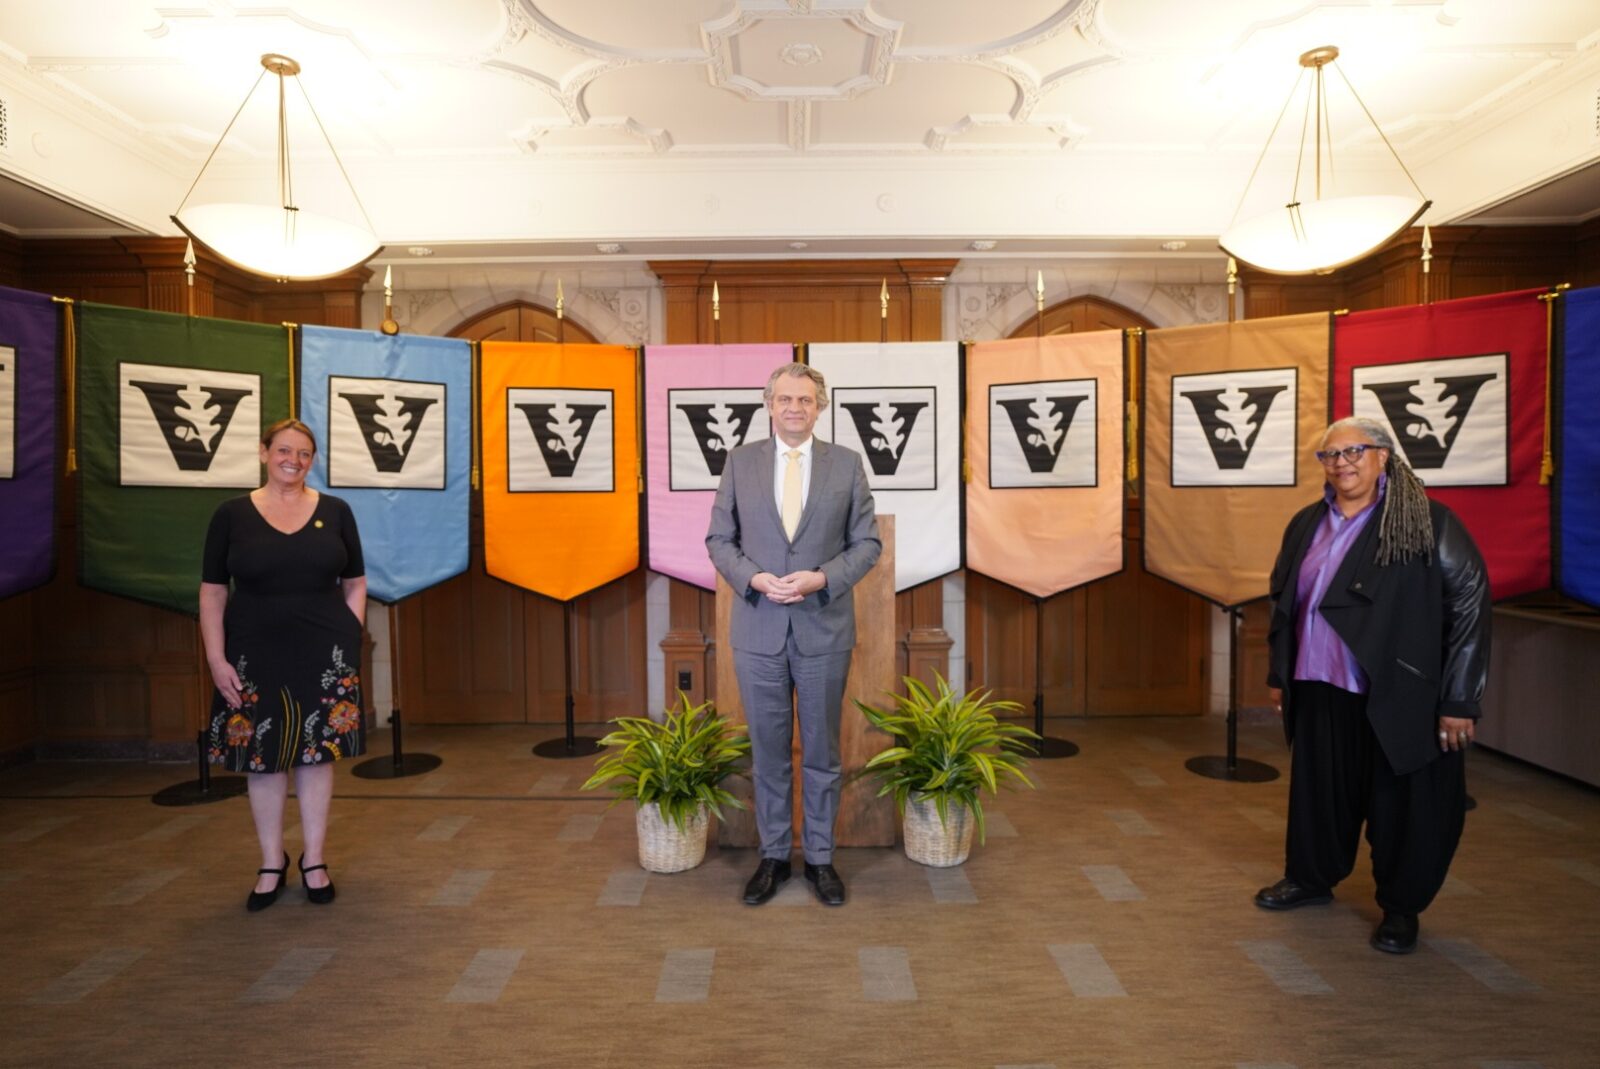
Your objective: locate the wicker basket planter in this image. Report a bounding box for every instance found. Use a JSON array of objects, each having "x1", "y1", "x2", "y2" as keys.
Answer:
[
  {"x1": 902, "y1": 794, "x2": 975, "y2": 867},
  {"x1": 634, "y1": 801, "x2": 709, "y2": 874}
]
